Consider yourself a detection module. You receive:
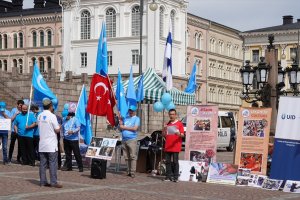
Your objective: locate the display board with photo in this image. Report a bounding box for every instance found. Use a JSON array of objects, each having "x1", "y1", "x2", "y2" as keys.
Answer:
[
  {"x1": 236, "y1": 168, "x2": 251, "y2": 186},
  {"x1": 248, "y1": 174, "x2": 267, "y2": 188},
  {"x1": 261, "y1": 178, "x2": 283, "y2": 191},
  {"x1": 206, "y1": 163, "x2": 238, "y2": 185},
  {"x1": 239, "y1": 153, "x2": 263, "y2": 172},
  {"x1": 283, "y1": 181, "x2": 300, "y2": 193},
  {"x1": 243, "y1": 119, "x2": 267, "y2": 137},
  {"x1": 85, "y1": 137, "x2": 118, "y2": 160},
  {"x1": 178, "y1": 160, "x2": 210, "y2": 182}
]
